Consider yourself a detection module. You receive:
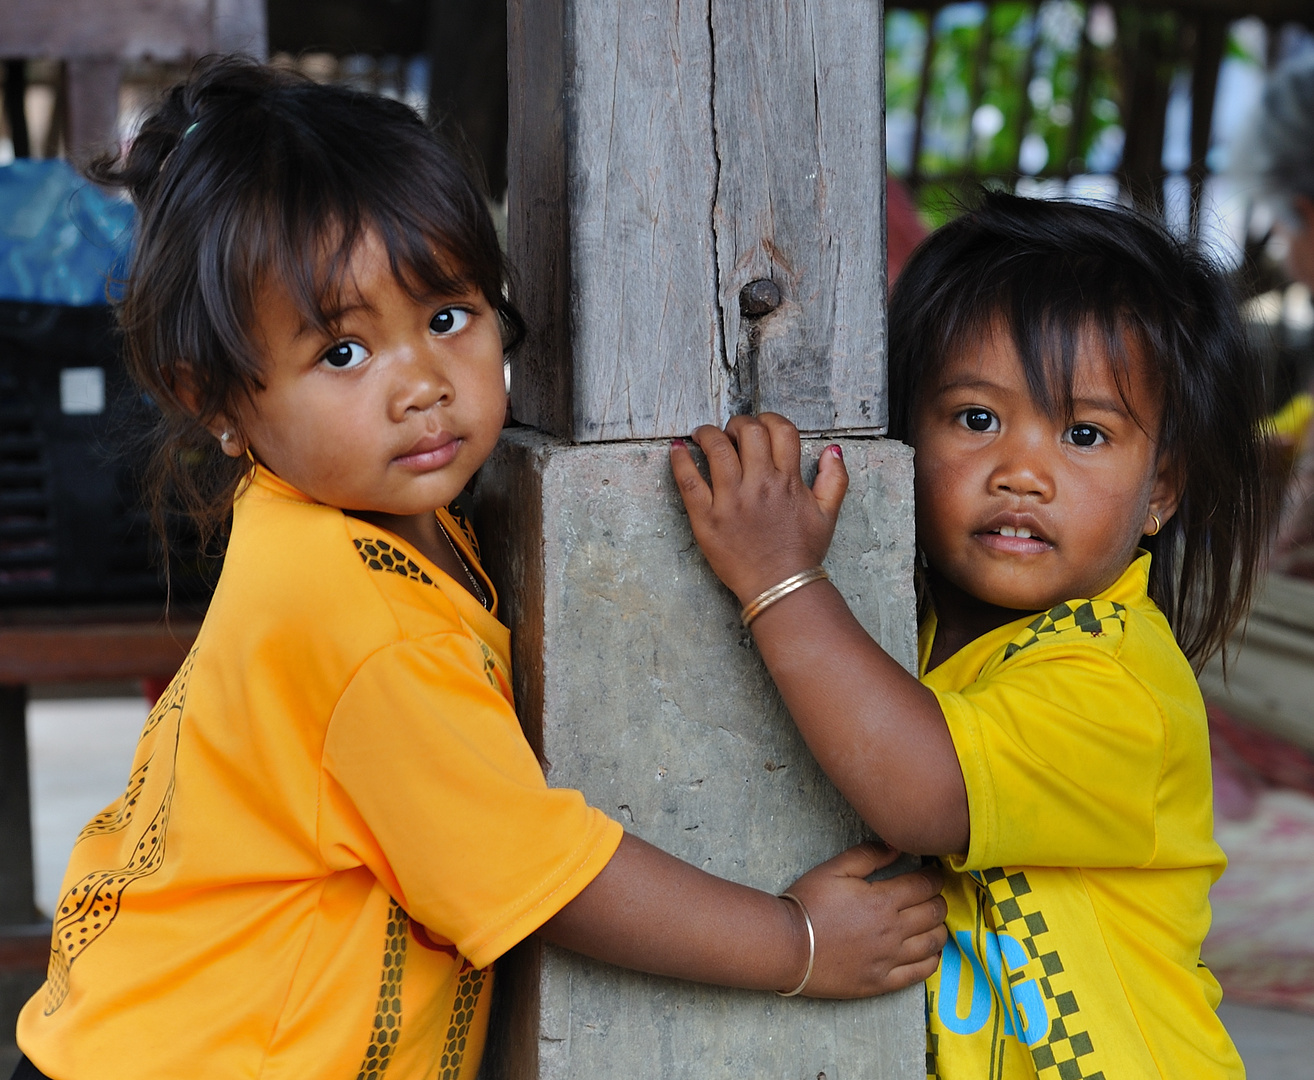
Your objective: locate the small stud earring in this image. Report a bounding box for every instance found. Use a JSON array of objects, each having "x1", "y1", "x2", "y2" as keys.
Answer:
[
  {"x1": 1146, "y1": 513, "x2": 1162, "y2": 537},
  {"x1": 220, "y1": 431, "x2": 232, "y2": 444}
]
